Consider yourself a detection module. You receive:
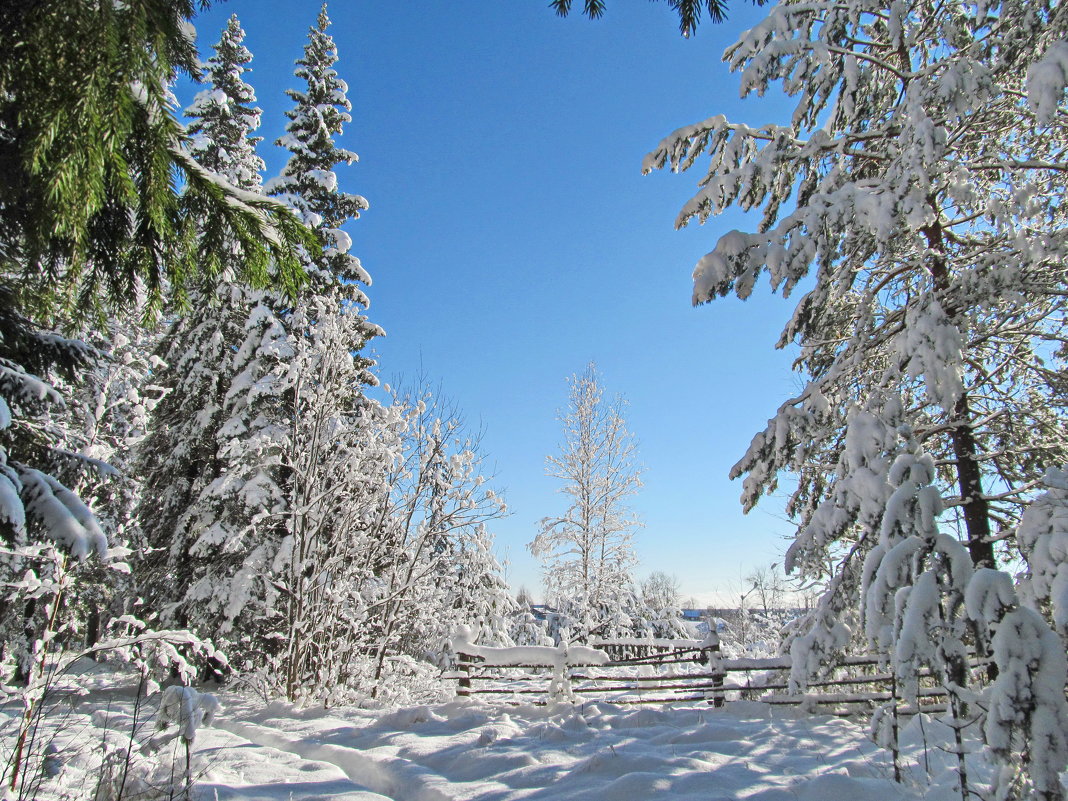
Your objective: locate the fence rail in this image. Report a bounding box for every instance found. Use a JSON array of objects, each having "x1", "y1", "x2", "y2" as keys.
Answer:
[{"x1": 450, "y1": 636, "x2": 958, "y2": 714}]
